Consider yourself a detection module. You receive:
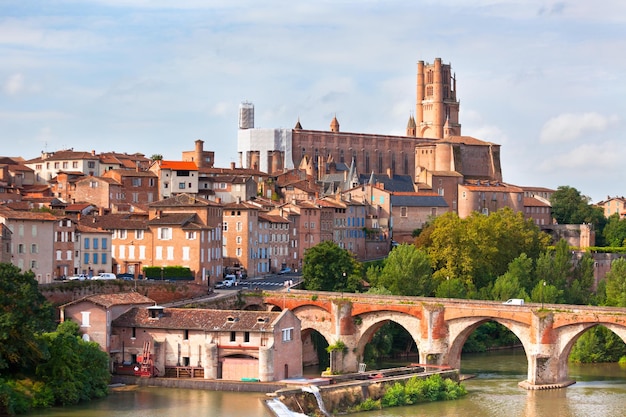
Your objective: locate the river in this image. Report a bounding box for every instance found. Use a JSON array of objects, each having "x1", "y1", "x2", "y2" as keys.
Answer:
[{"x1": 28, "y1": 350, "x2": 626, "y2": 417}]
